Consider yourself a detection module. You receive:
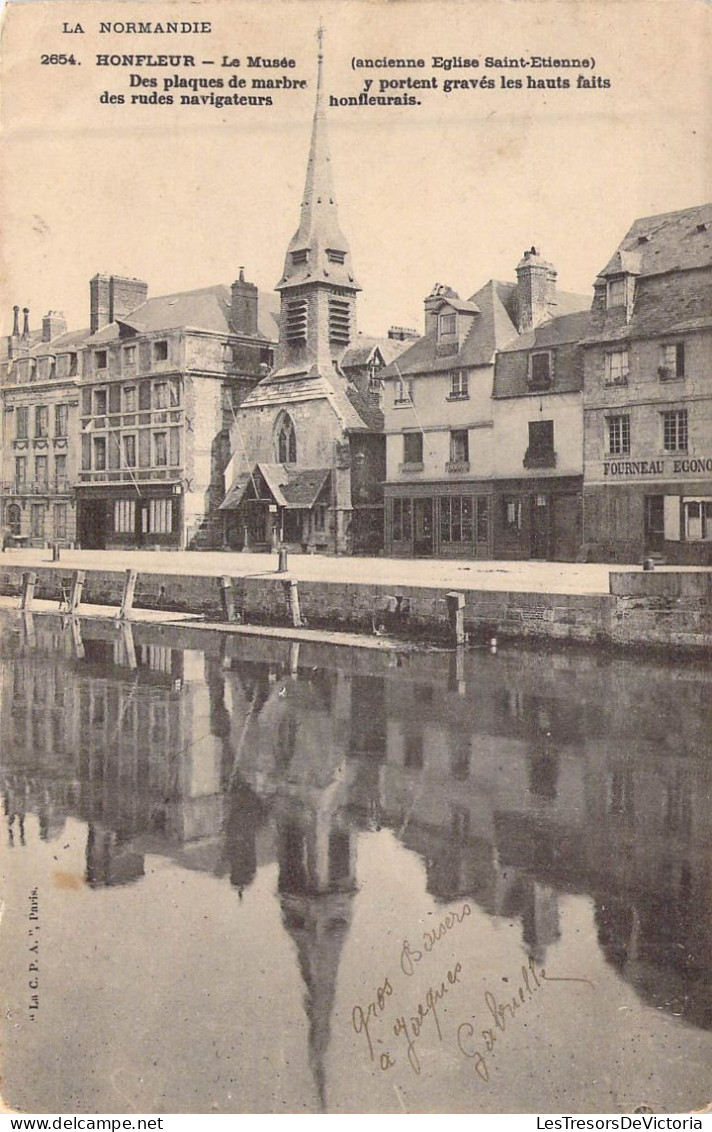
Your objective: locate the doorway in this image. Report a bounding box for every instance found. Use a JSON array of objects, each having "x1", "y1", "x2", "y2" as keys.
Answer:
[
  {"x1": 413, "y1": 498, "x2": 434, "y2": 556},
  {"x1": 530, "y1": 493, "x2": 550, "y2": 559},
  {"x1": 78, "y1": 498, "x2": 107, "y2": 549}
]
